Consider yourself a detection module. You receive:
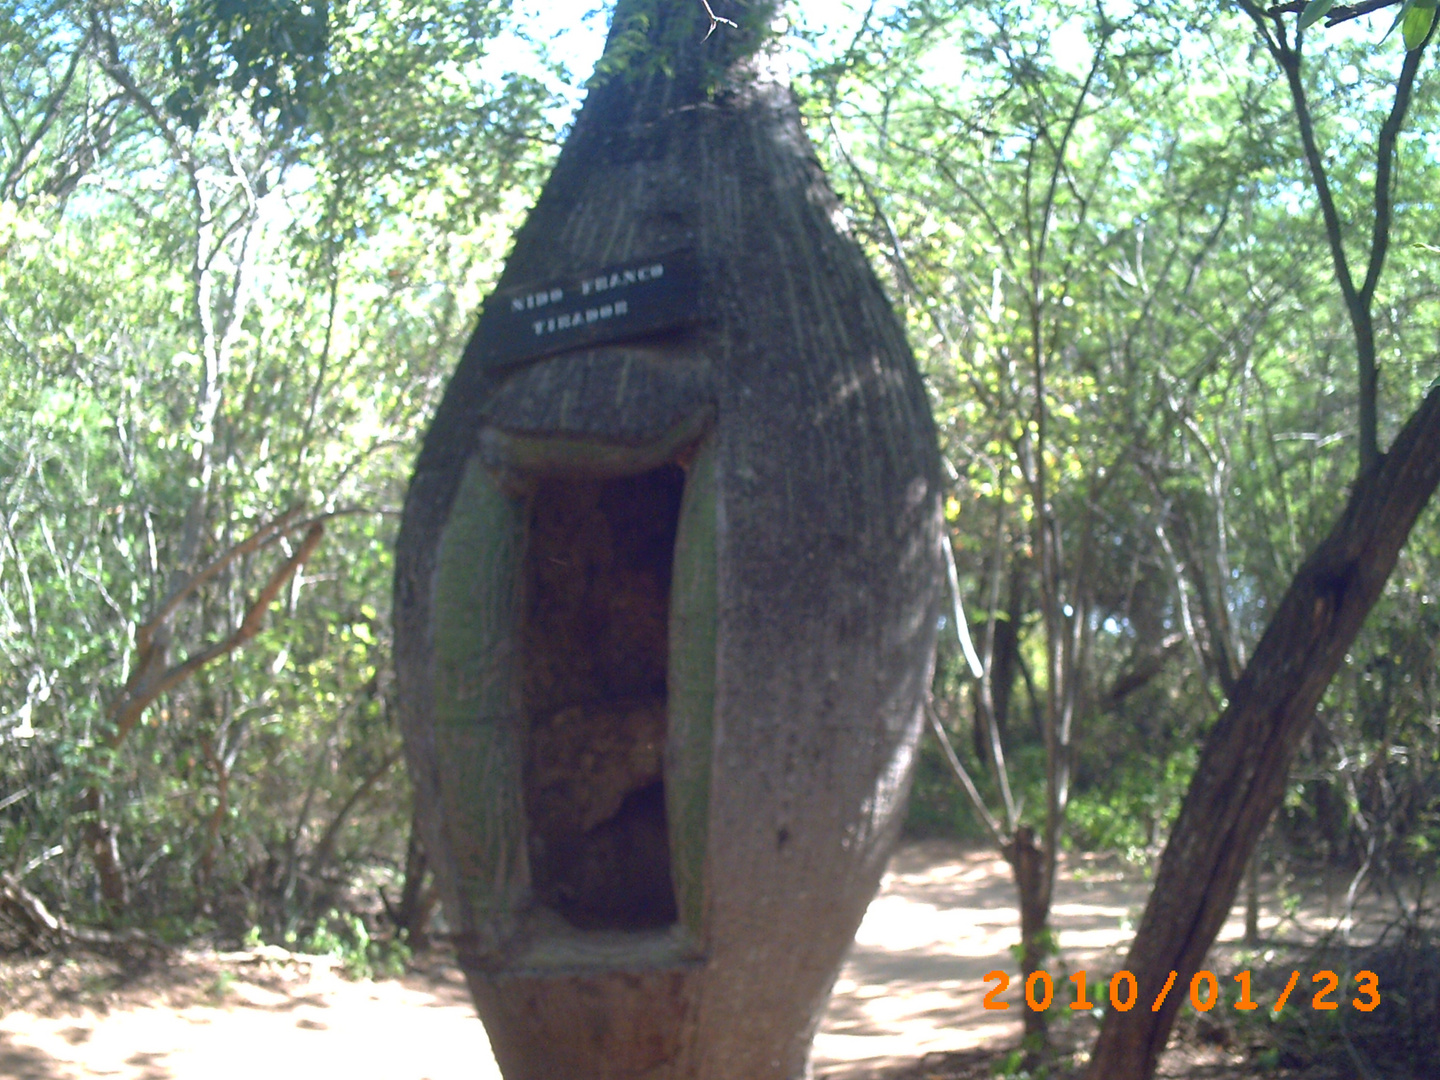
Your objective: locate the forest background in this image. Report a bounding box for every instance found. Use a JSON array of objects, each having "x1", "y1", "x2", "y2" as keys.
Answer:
[{"x1": 1, "y1": 0, "x2": 1437, "y2": 1074}]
